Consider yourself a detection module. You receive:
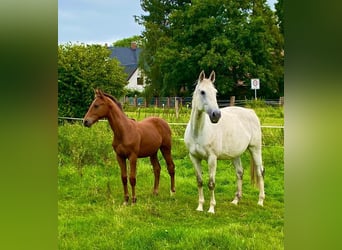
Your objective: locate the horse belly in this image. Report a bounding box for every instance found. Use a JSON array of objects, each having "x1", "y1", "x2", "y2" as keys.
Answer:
[
  {"x1": 216, "y1": 147, "x2": 247, "y2": 160},
  {"x1": 214, "y1": 130, "x2": 249, "y2": 159},
  {"x1": 138, "y1": 135, "x2": 162, "y2": 158}
]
